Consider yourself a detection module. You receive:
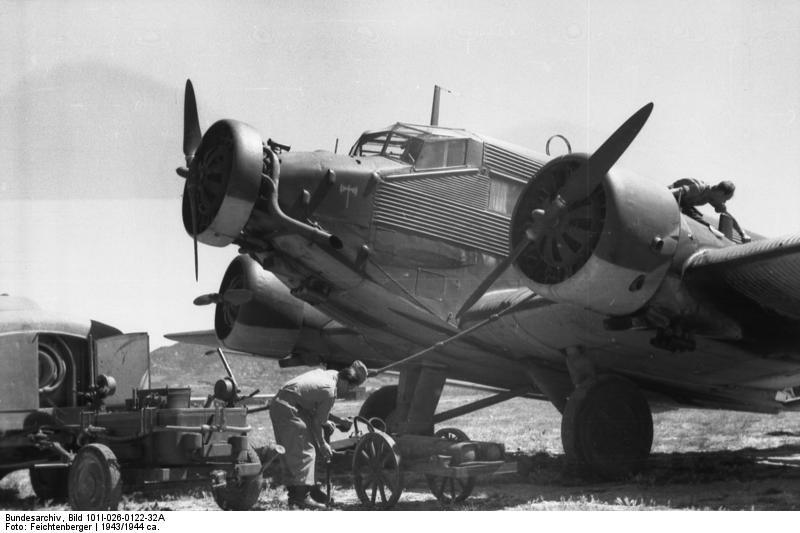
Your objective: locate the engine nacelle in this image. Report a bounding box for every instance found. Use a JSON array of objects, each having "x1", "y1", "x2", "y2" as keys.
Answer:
[
  {"x1": 215, "y1": 255, "x2": 330, "y2": 357},
  {"x1": 509, "y1": 154, "x2": 681, "y2": 316},
  {"x1": 182, "y1": 120, "x2": 264, "y2": 247}
]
